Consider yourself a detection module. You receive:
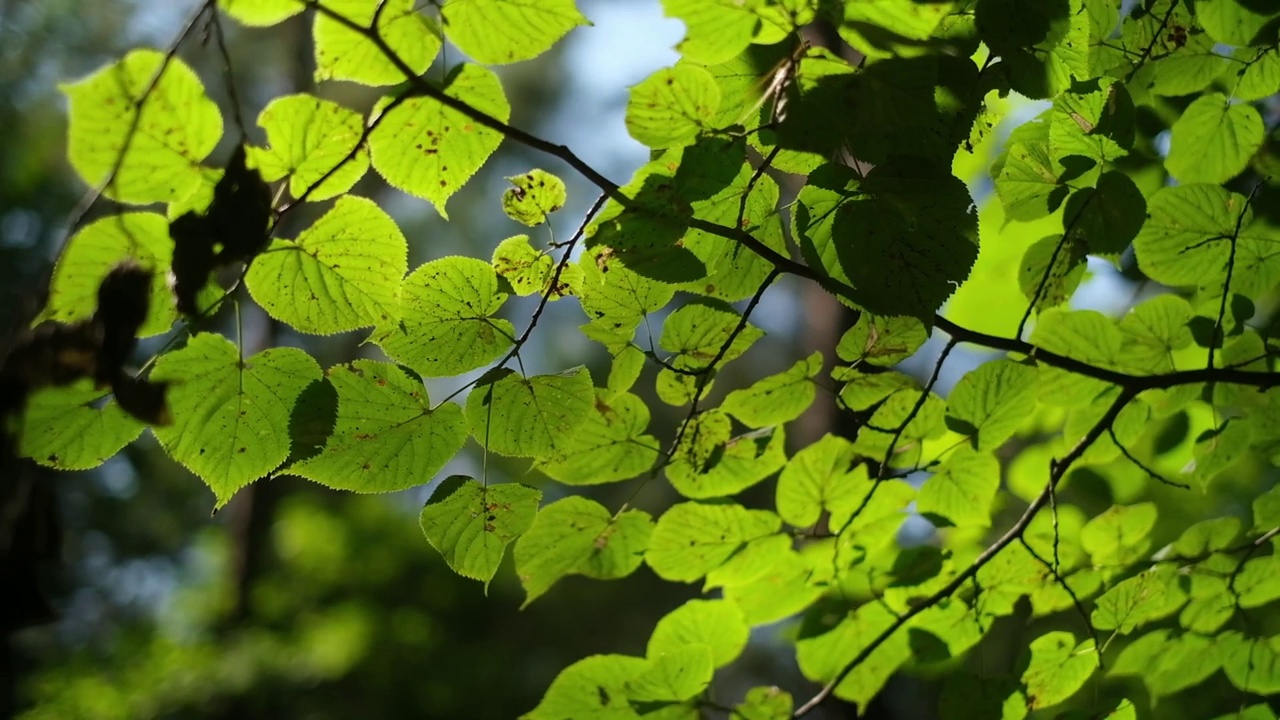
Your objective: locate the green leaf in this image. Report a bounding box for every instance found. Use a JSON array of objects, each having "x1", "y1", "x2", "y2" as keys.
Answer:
[
  {"x1": 465, "y1": 367, "x2": 595, "y2": 459},
  {"x1": 721, "y1": 352, "x2": 821, "y2": 428},
  {"x1": 1172, "y1": 517, "x2": 1242, "y2": 557},
  {"x1": 18, "y1": 380, "x2": 145, "y2": 470},
  {"x1": 1064, "y1": 172, "x2": 1146, "y2": 256},
  {"x1": 1133, "y1": 184, "x2": 1258, "y2": 291},
  {"x1": 523, "y1": 654, "x2": 648, "y2": 720},
  {"x1": 836, "y1": 0, "x2": 954, "y2": 58},
  {"x1": 1080, "y1": 502, "x2": 1158, "y2": 566},
  {"x1": 1142, "y1": 630, "x2": 1223, "y2": 697},
  {"x1": 1232, "y1": 46, "x2": 1280, "y2": 102},
  {"x1": 40, "y1": 213, "x2": 177, "y2": 337},
  {"x1": 536, "y1": 391, "x2": 660, "y2": 485},
  {"x1": 1195, "y1": 0, "x2": 1279, "y2": 46},
  {"x1": 1254, "y1": 484, "x2": 1280, "y2": 532},
  {"x1": 607, "y1": 346, "x2": 645, "y2": 397},
  {"x1": 667, "y1": 413, "x2": 786, "y2": 499},
  {"x1": 1221, "y1": 632, "x2": 1280, "y2": 695},
  {"x1": 502, "y1": 169, "x2": 568, "y2": 226},
  {"x1": 1032, "y1": 308, "x2": 1124, "y2": 370},
  {"x1": 492, "y1": 234, "x2": 550, "y2": 294},
  {"x1": 576, "y1": 245, "x2": 675, "y2": 338},
  {"x1": 836, "y1": 314, "x2": 928, "y2": 367},
  {"x1": 285, "y1": 360, "x2": 467, "y2": 492},
  {"x1": 945, "y1": 359, "x2": 1038, "y2": 450},
  {"x1": 313, "y1": 0, "x2": 440, "y2": 86},
  {"x1": 625, "y1": 644, "x2": 712, "y2": 702},
  {"x1": 513, "y1": 497, "x2": 654, "y2": 606},
  {"x1": 1191, "y1": 418, "x2": 1253, "y2": 488},
  {"x1": 246, "y1": 196, "x2": 407, "y2": 334},
  {"x1": 1018, "y1": 234, "x2": 1087, "y2": 313},
  {"x1": 1021, "y1": 632, "x2": 1097, "y2": 710},
  {"x1": 646, "y1": 502, "x2": 781, "y2": 582},
  {"x1": 418, "y1": 476, "x2": 540, "y2": 586},
  {"x1": 704, "y1": 534, "x2": 793, "y2": 590},
  {"x1": 832, "y1": 161, "x2": 978, "y2": 319},
  {"x1": 375, "y1": 256, "x2": 514, "y2": 378},
  {"x1": 1117, "y1": 294, "x2": 1194, "y2": 373},
  {"x1": 733, "y1": 687, "x2": 793, "y2": 720},
  {"x1": 218, "y1": 0, "x2": 302, "y2": 26},
  {"x1": 1048, "y1": 79, "x2": 1134, "y2": 164},
  {"x1": 796, "y1": 602, "x2": 910, "y2": 709},
  {"x1": 660, "y1": 0, "x2": 760, "y2": 64},
  {"x1": 1234, "y1": 554, "x2": 1280, "y2": 608},
  {"x1": 1091, "y1": 565, "x2": 1187, "y2": 634},
  {"x1": 647, "y1": 599, "x2": 749, "y2": 669},
  {"x1": 248, "y1": 93, "x2": 369, "y2": 202},
  {"x1": 660, "y1": 299, "x2": 763, "y2": 369},
  {"x1": 775, "y1": 433, "x2": 869, "y2": 527},
  {"x1": 150, "y1": 334, "x2": 321, "y2": 507},
  {"x1": 835, "y1": 369, "x2": 917, "y2": 411},
  {"x1": 369, "y1": 64, "x2": 509, "y2": 217},
  {"x1": 994, "y1": 136, "x2": 1070, "y2": 221},
  {"x1": 854, "y1": 389, "x2": 946, "y2": 463},
  {"x1": 60, "y1": 49, "x2": 222, "y2": 204},
  {"x1": 625, "y1": 65, "x2": 720, "y2": 149},
  {"x1": 440, "y1": 0, "x2": 588, "y2": 65},
  {"x1": 917, "y1": 447, "x2": 1000, "y2": 528},
  {"x1": 1166, "y1": 94, "x2": 1264, "y2": 184}
]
